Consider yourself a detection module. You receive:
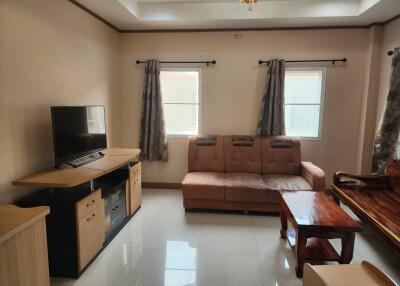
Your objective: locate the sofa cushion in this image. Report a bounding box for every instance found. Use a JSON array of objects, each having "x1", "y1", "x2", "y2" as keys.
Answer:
[
  {"x1": 188, "y1": 136, "x2": 224, "y2": 172},
  {"x1": 261, "y1": 136, "x2": 301, "y2": 175},
  {"x1": 263, "y1": 174, "x2": 312, "y2": 203},
  {"x1": 224, "y1": 136, "x2": 261, "y2": 174},
  {"x1": 224, "y1": 173, "x2": 268, "y2": 203},
  {"x1": 182, "y1": 172, "x2": 225, "y2": 200}
]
